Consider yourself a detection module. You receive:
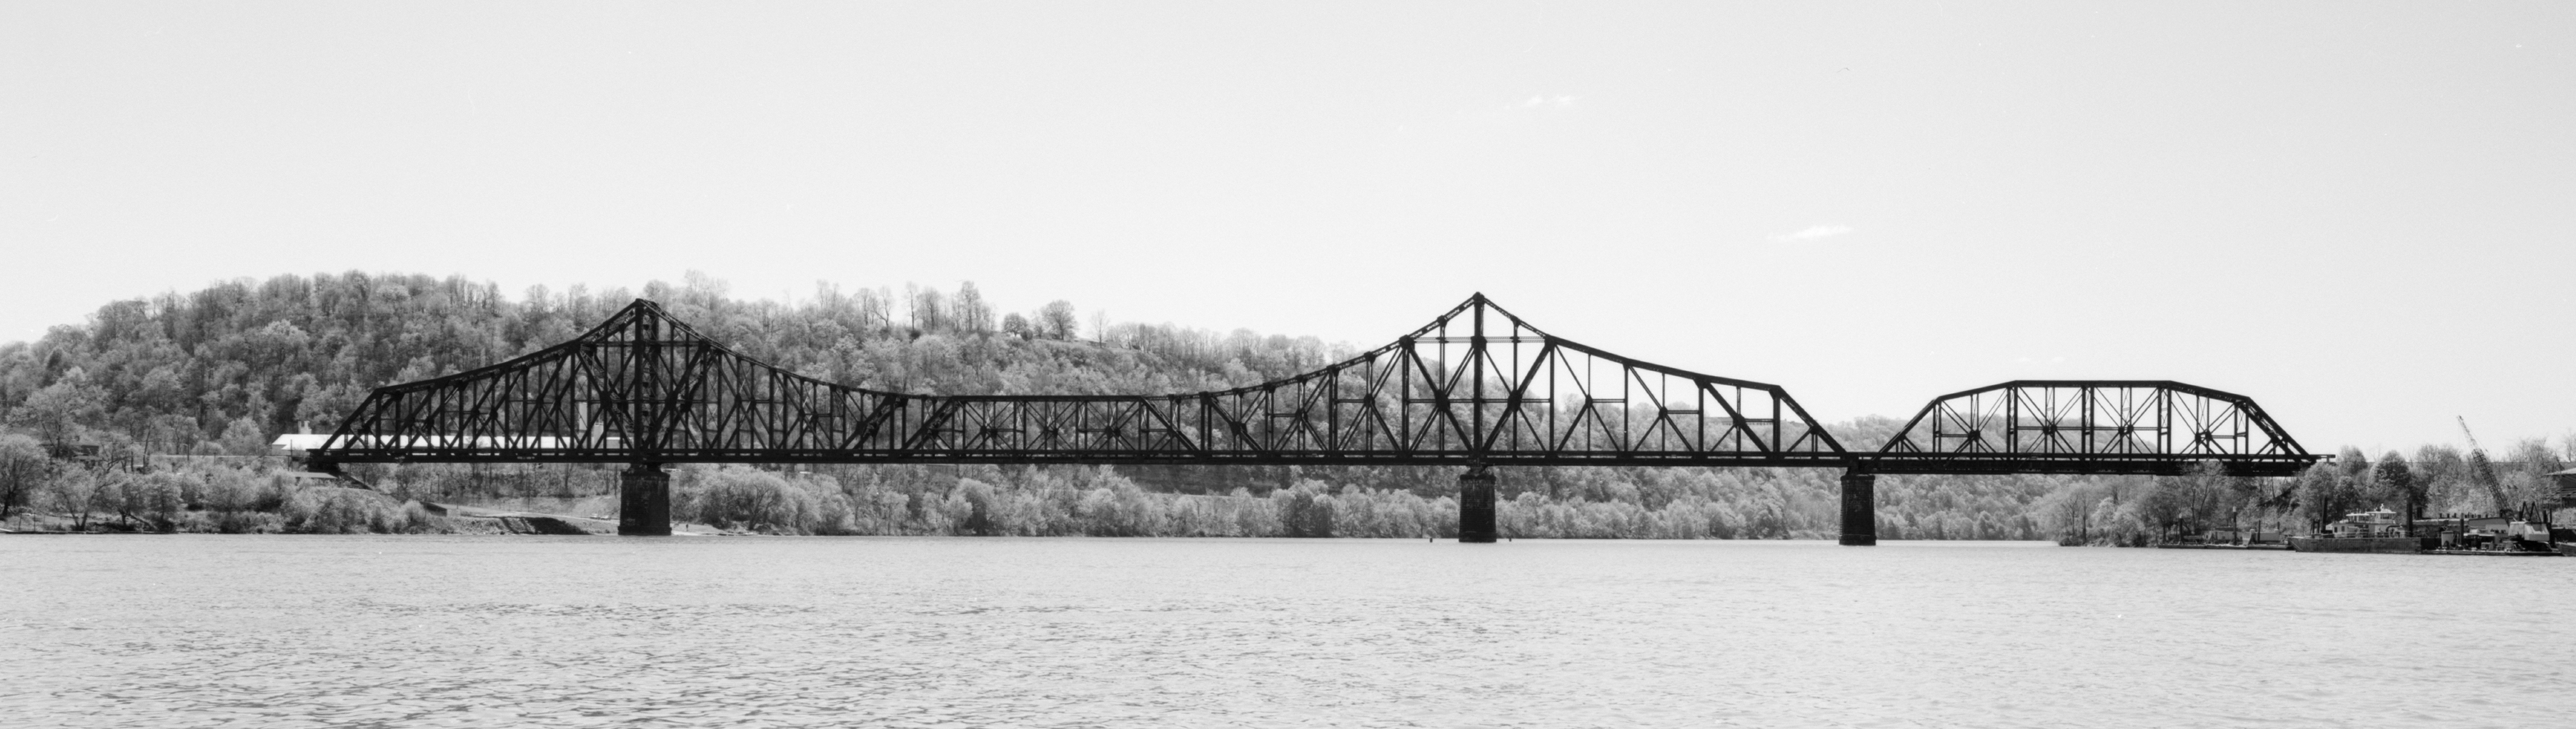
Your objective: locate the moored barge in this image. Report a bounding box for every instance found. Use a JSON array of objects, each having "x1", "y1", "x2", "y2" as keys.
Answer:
[
  {"x1": 2287, "y1": 507, "x2": 2562, "y2": 555},
  {"x1": 2287, "y1": 508, "x2": 2436, "y2": 553},
  {"x1": 2288, "y1": 535, "x2": 2438, "y2": 553}
]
